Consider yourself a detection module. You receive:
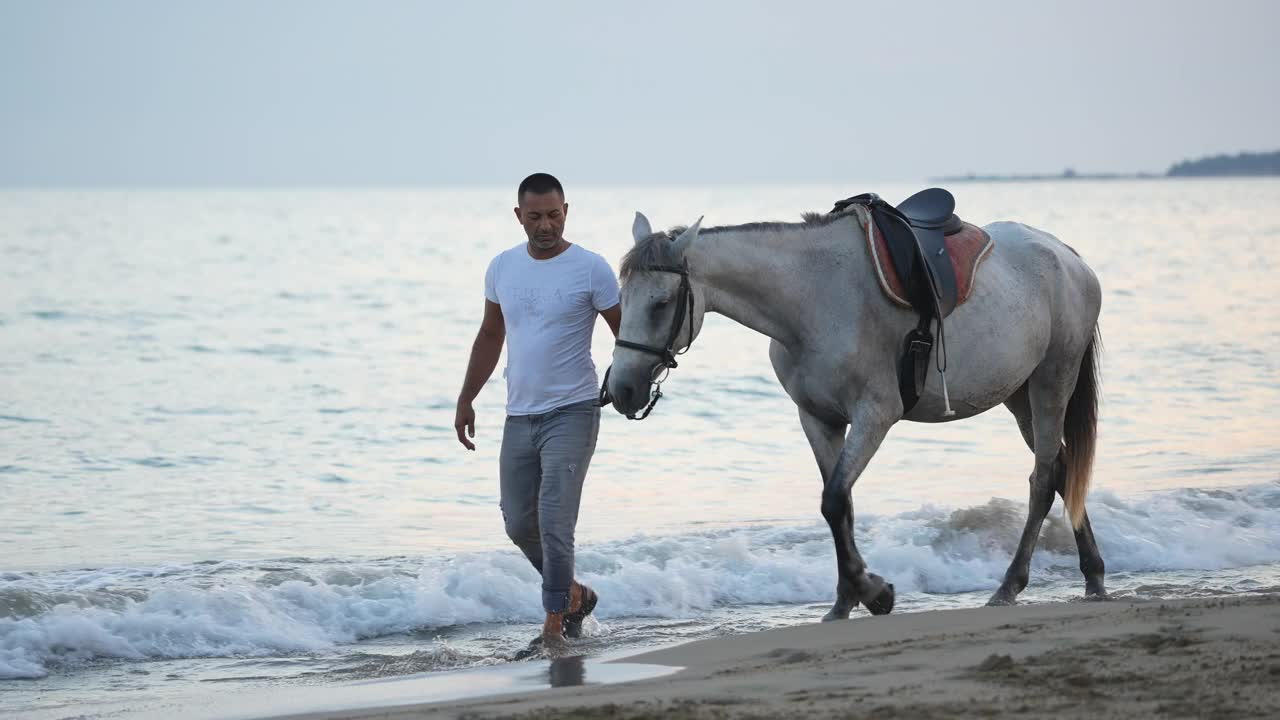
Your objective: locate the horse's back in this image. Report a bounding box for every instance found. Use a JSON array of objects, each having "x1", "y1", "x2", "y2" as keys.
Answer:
[
  {"x1": 982, "y1": 221, "x2": 1101, "y2": 335},
  {"x1": 900, "y1": 221, "x2": 1100, "y2": 422}
]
